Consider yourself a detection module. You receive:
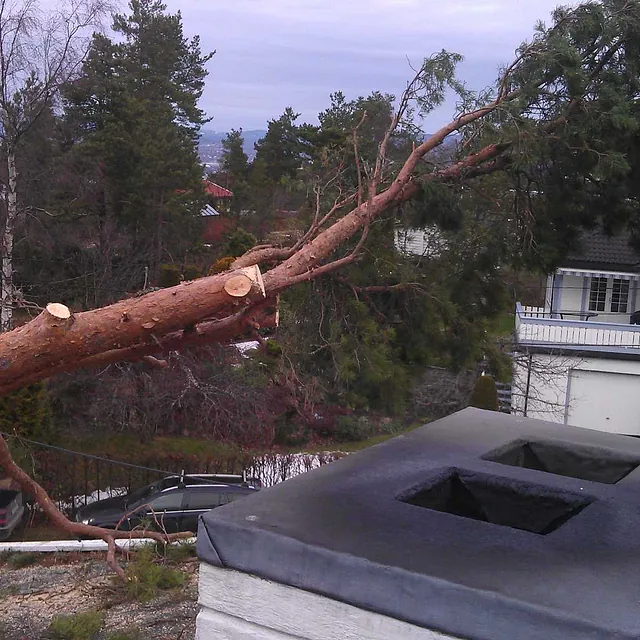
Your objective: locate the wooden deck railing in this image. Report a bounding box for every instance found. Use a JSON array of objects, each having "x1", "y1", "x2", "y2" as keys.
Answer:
[{"x1": 515, "y1": 302, "x2": 640, "y2": 350}]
